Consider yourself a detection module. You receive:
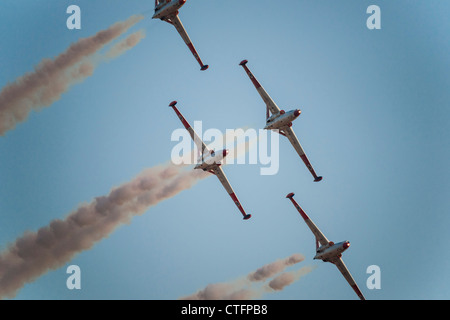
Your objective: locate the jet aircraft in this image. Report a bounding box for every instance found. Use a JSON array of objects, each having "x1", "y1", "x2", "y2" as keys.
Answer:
[
  {"x1": 239, "y1": 60, "x2": 322, "y2": 182},
  {"x1": 169, "y1": 101, "x2": 251, "y2": 220},
  {"x1": 286, "y1": 192, "x2": 365, "y2": 300}
]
